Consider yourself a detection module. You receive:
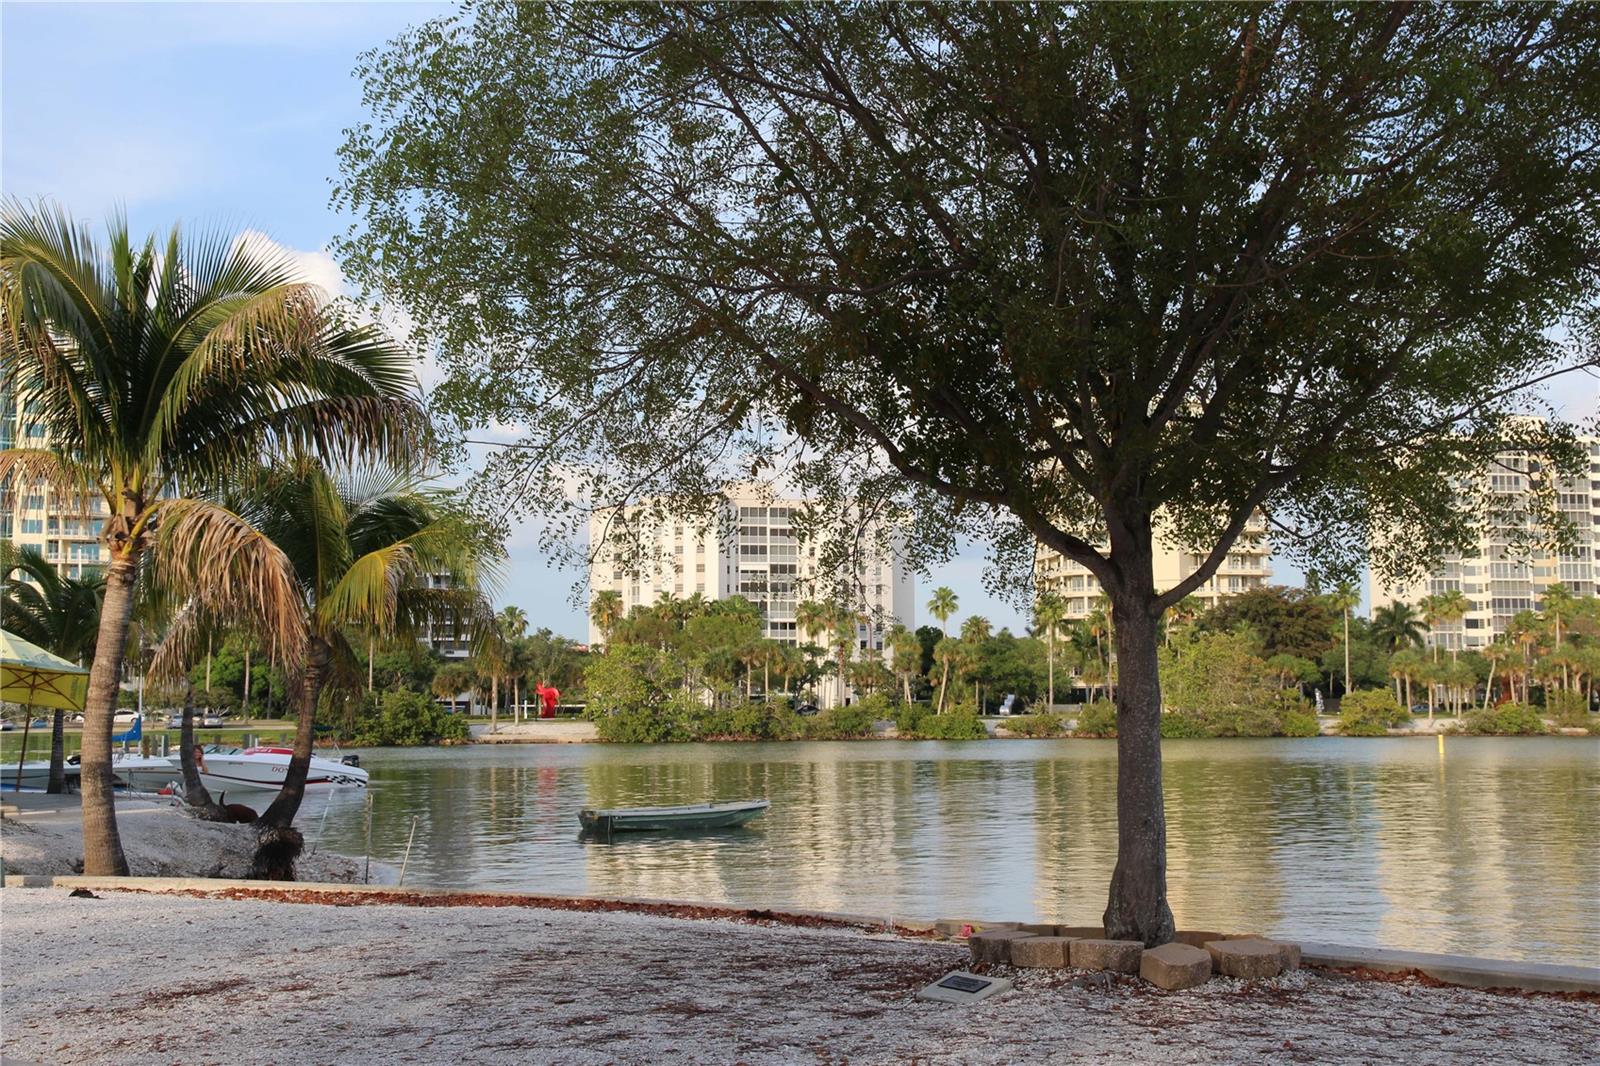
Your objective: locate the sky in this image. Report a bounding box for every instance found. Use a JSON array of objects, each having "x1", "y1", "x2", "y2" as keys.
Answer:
[{"x1": 4, "y1": 3, "x2": 1596, "y2": 640}]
